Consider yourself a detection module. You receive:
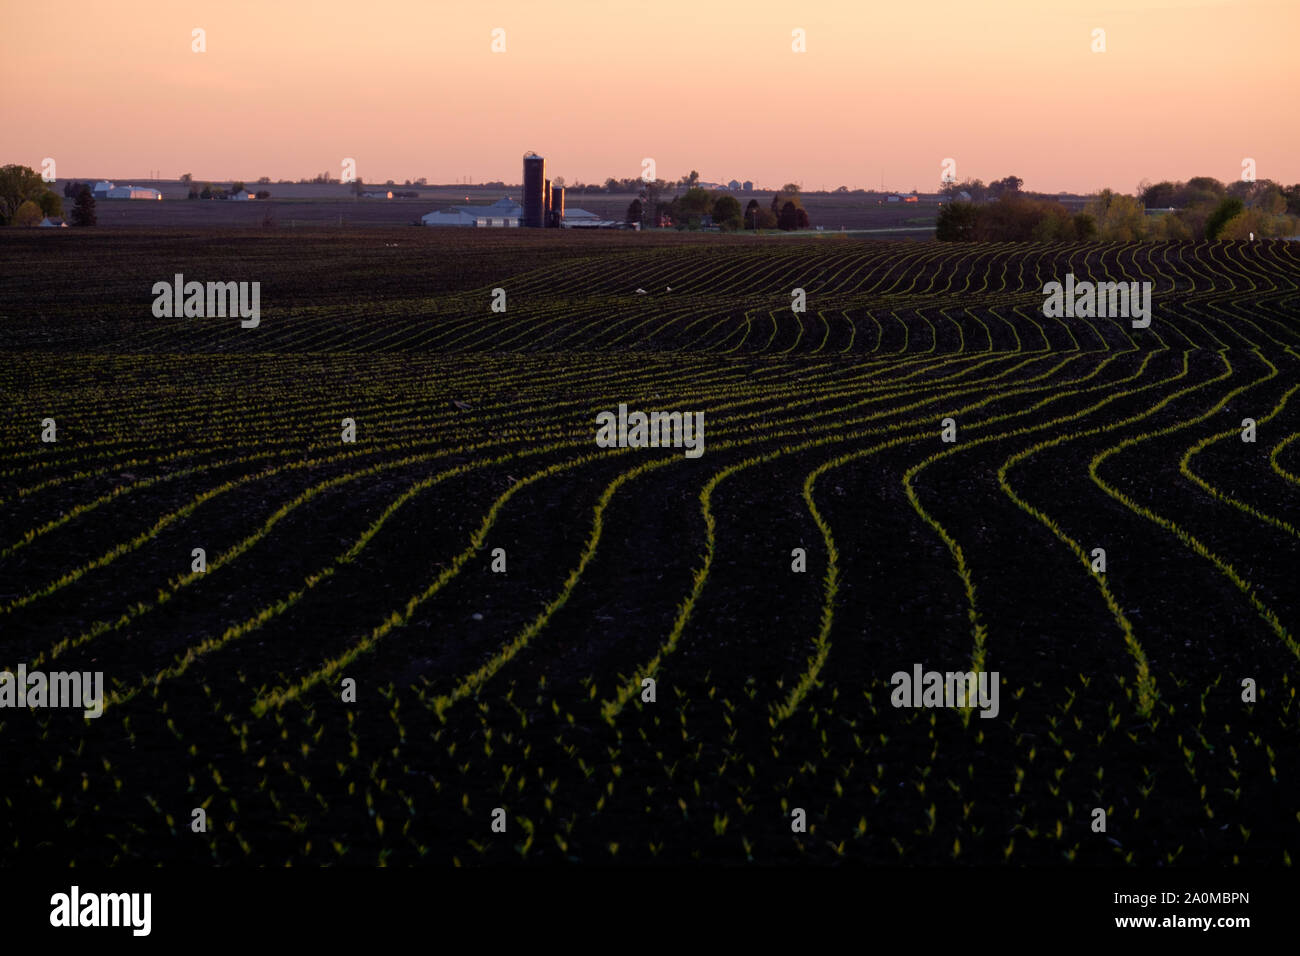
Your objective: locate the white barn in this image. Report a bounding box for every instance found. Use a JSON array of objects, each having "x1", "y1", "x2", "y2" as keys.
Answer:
[
  {"x1": 422, "y1": 196, "x2": 521, "y2": 227},
  {"x1": 106, "y1": 185, "x2": 162, "y2": 200},
  {"x1": 559, "y1": 208, "x2": 618, "y2": 228}
]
